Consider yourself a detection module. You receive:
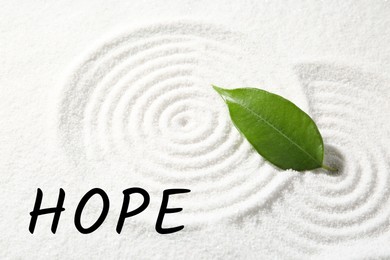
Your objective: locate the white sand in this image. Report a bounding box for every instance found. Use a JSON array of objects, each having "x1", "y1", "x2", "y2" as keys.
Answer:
[{"x1": 1, "y1": 1, "x2": 390, "y2": 259}]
